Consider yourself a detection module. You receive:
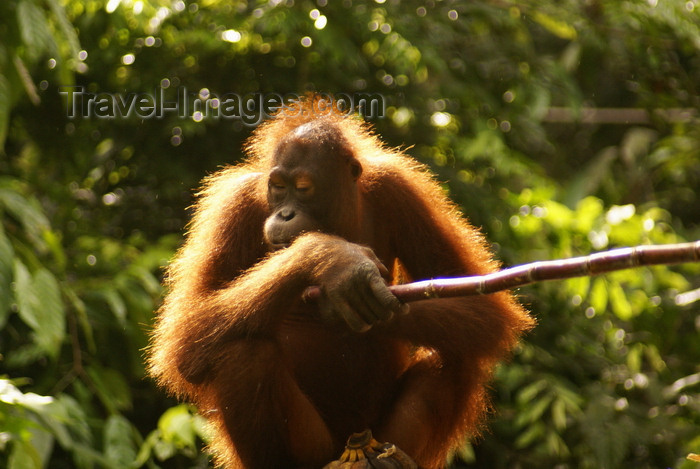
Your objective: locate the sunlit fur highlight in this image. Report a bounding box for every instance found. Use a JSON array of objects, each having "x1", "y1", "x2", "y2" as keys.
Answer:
[{"x1": 148, "y1": 96, "x2": 534, "y2": 469}]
